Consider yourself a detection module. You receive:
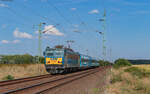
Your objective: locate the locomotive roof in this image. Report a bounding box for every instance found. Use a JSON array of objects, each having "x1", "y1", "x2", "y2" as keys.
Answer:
[{"x1": 45, "y1": 46, "x2": 98, "y2": 60}]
